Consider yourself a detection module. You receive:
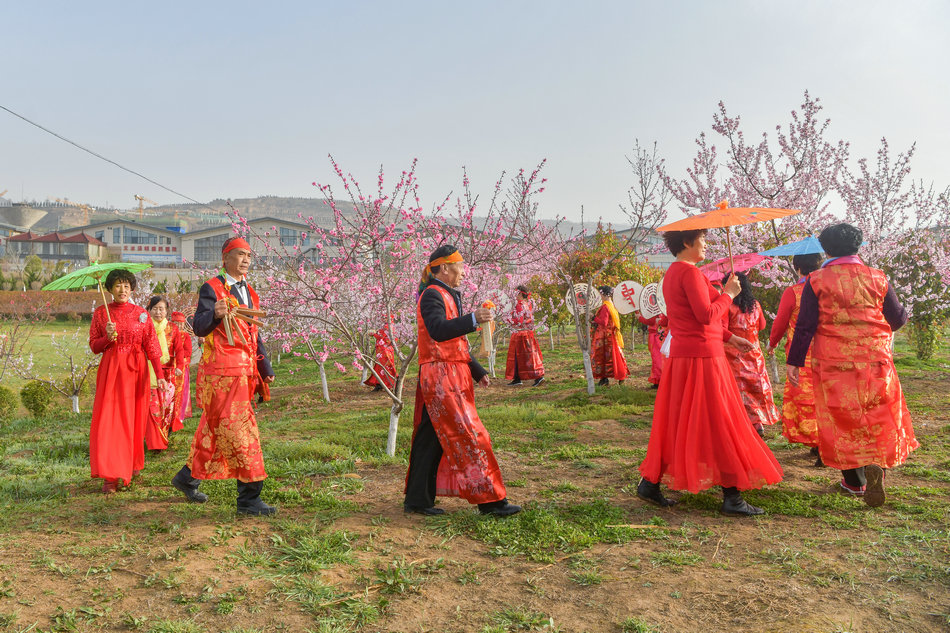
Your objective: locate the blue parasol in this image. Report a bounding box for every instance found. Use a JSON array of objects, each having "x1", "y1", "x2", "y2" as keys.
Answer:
[{"x1": 758, "y1": 236, "x2": 824, "y2": 257}]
